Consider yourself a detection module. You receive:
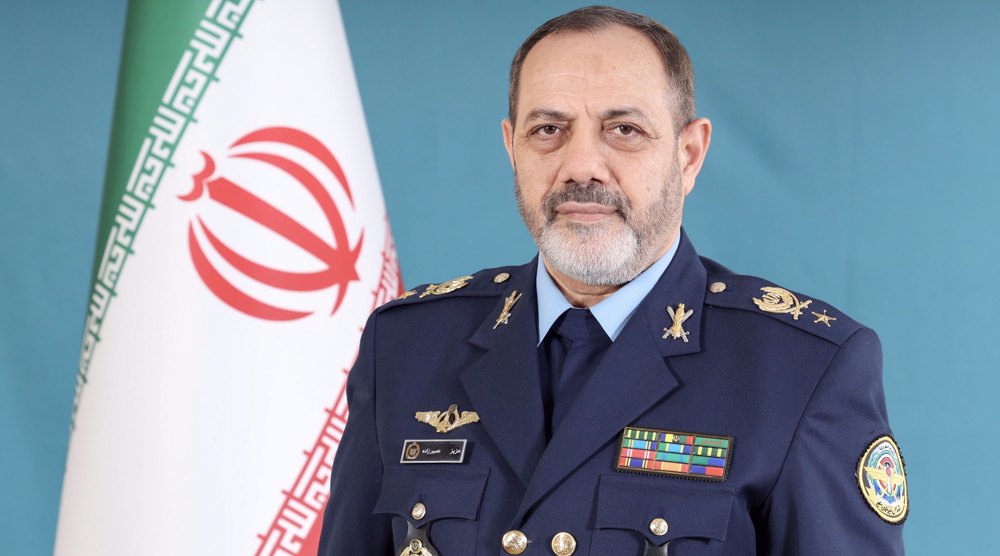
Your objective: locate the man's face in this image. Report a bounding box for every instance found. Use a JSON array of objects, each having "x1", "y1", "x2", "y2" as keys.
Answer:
[{"x1": 503, "y1": 25, "x2": 707, "y2": 287}]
